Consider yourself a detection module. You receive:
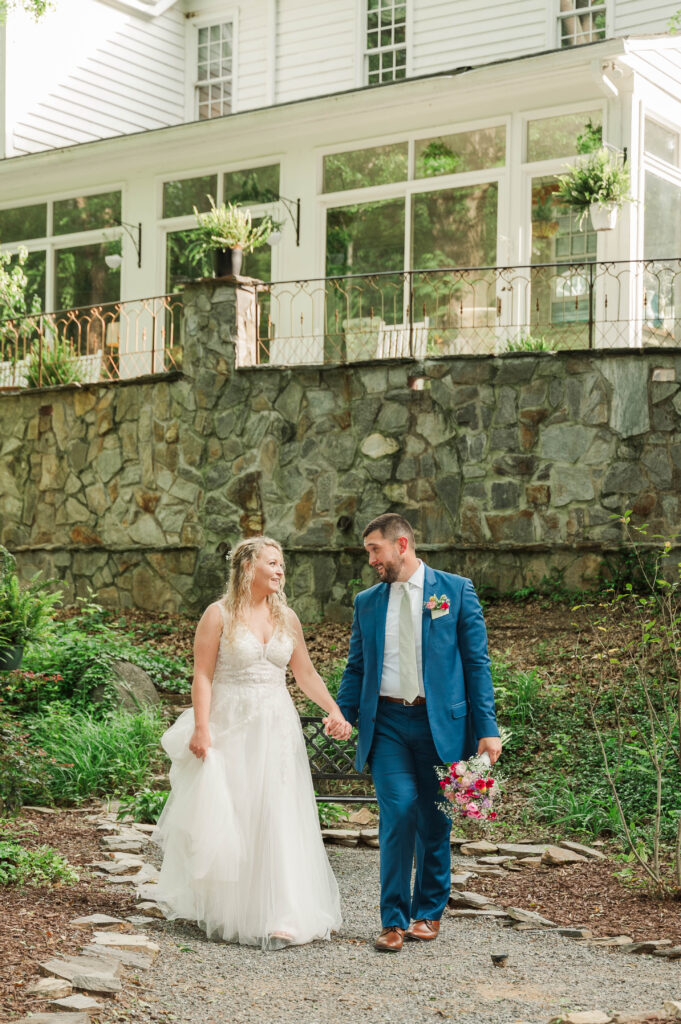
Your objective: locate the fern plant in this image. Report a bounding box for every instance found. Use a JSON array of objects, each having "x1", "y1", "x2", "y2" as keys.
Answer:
[
  {"x1": 187, "y1": 196, "x2": 273, "y2": 258},
  {"x1": 0, "y1": 546, "x2": 61, "y2": 649},
  {"x1": 556, "y1": 148, "x2": 631, "y2": 227}
]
